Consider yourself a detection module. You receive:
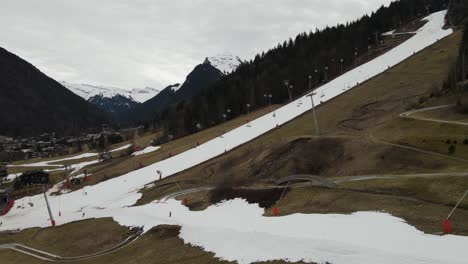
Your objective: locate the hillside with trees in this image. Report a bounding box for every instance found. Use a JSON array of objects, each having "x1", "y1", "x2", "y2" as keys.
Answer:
[
  {"x1": 449, "y1": 0, "x2": 468, "y2": 25},
  {"x1": 0, "y1": 47, "x2": 109, "y2": 137},
  {"x1": 153, "y1": 0, "x2": 451, "y2": 138},
  {"x1": 131, "y1": 60, "x2": 225, "y2": 128}
]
